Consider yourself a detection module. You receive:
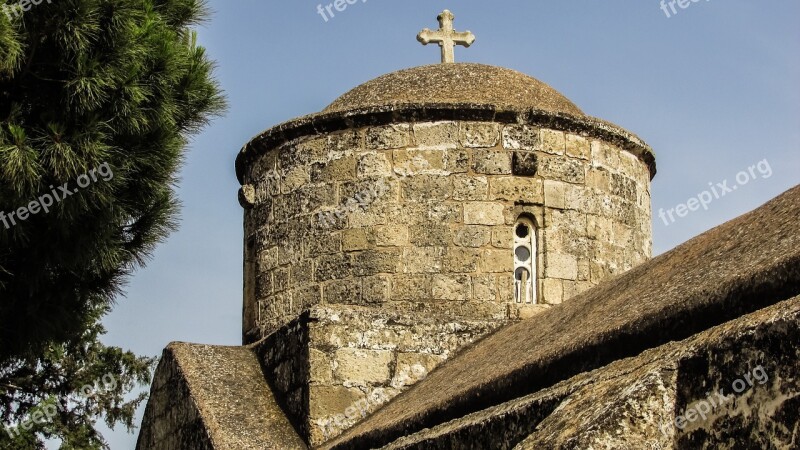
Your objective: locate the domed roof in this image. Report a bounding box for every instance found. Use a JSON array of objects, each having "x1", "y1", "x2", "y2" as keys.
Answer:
[{"x1": 324, "y1": 63, "x2": 584, "y2": 116}]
